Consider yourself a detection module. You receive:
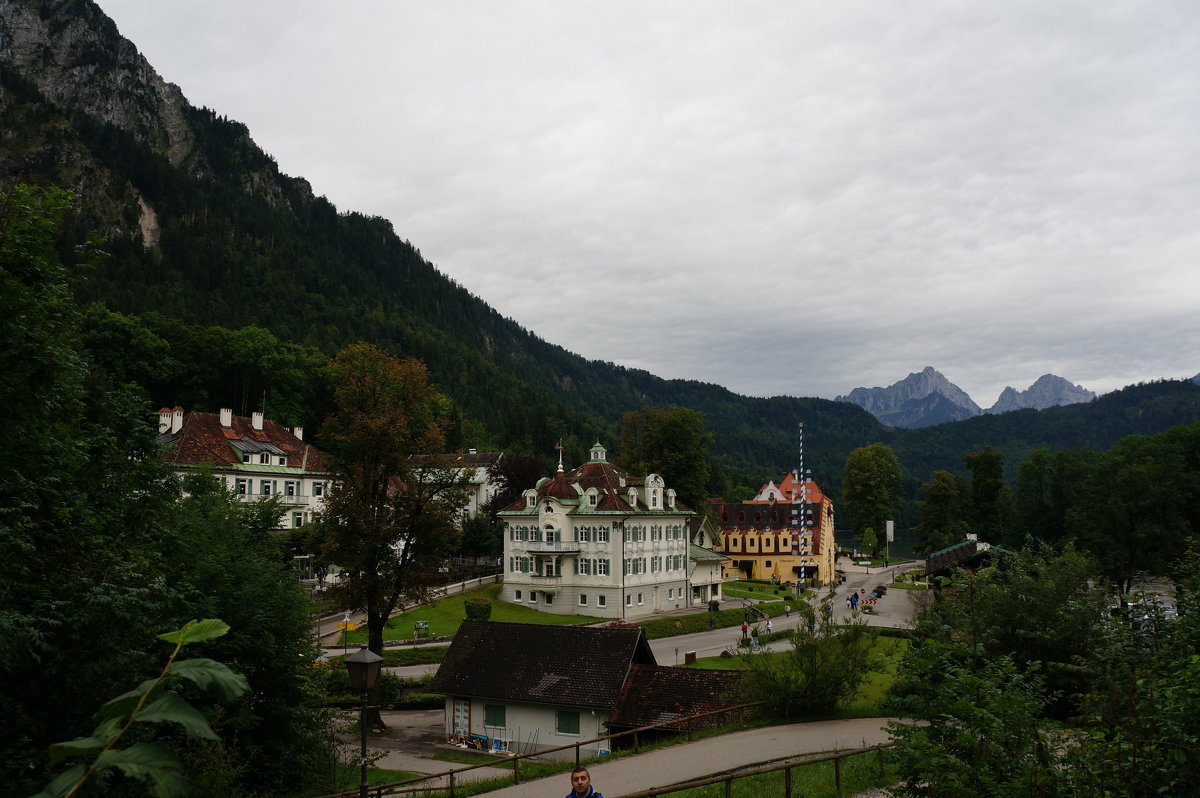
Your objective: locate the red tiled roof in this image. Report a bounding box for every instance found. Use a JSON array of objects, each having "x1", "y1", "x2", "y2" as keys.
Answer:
[{"x1": 159, "y1": 411, "x2": 325, "y2": 471}]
